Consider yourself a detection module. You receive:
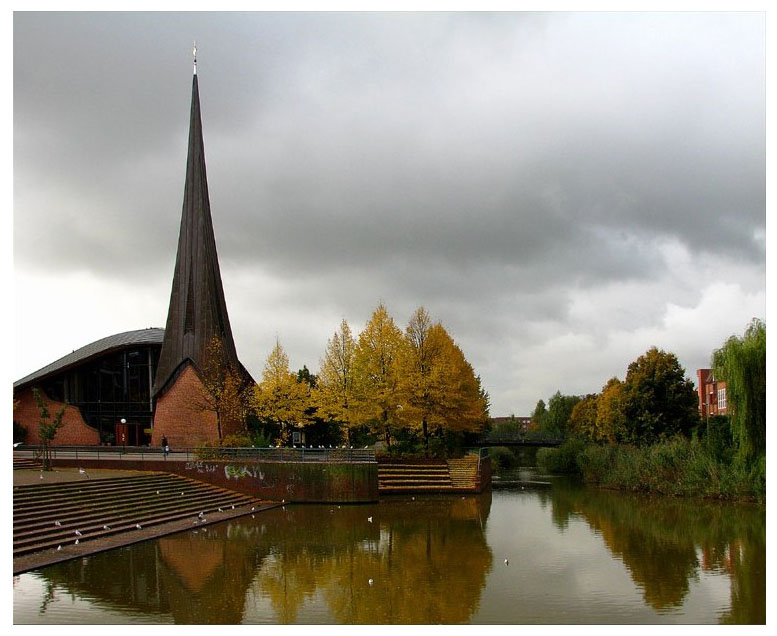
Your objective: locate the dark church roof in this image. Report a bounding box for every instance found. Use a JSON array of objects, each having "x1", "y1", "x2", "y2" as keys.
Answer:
[
  {"x1": 153, "y1": 67, "x2": 241, "y2": 397},
  {"x1": 14, "y1": 328, "x2": 165, "y2": 390}
]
